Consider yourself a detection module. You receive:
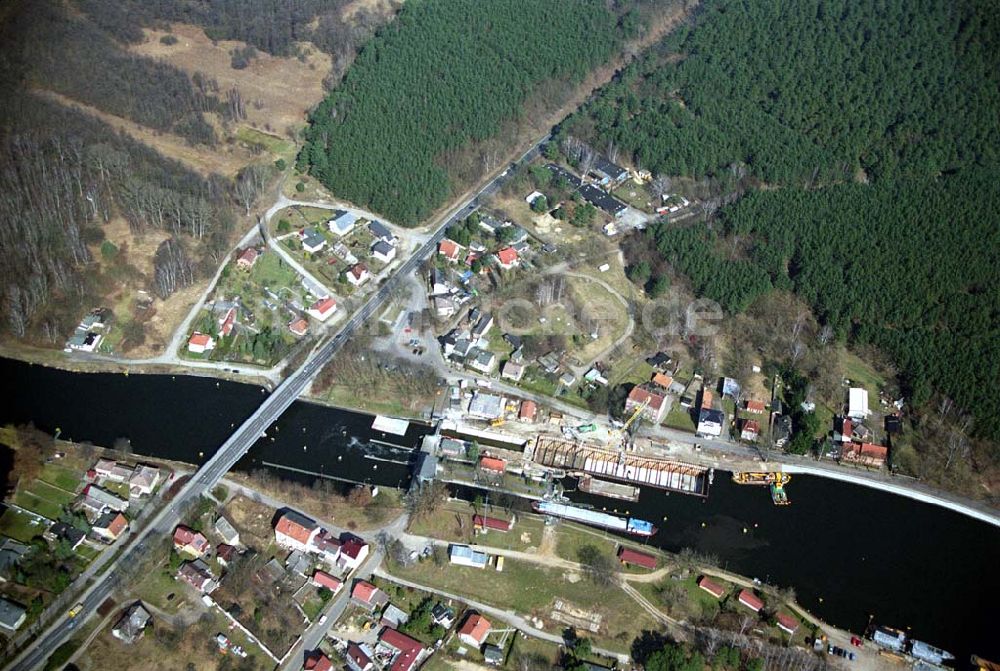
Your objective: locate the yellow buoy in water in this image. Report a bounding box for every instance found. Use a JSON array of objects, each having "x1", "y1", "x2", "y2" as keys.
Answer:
[
  {"x1": 338, "y1": 455, "x2": 342, "y2": 461},
  {"x1": 373, "y1": 464, "x2": 378, "y2": 470},
  {"x1": 701, "y1": 522, "x2": 706, "y2": 528},
  {"x1": 743, "y1": 527, "x2": 748, "y2": 534},
  {"x1": 198, "y1": 451, "x2": 204, "y2": 458},
  {"x1": 303, "y1": 445, "x2": 307, "y2": 451}
]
